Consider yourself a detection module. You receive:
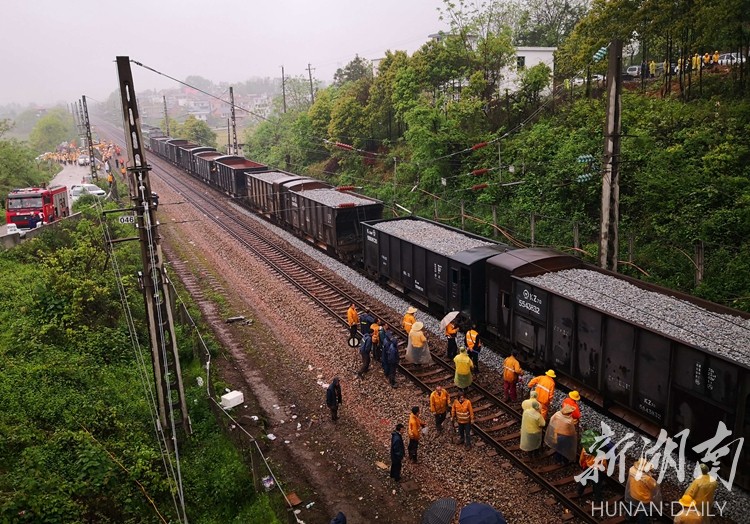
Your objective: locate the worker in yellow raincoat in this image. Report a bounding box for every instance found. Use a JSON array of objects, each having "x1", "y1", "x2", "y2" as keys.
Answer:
[
  {"x1": 520, "y1": 400, "x2": 545, "y2": 453},
  {"x1": 684, "y1": 463, "x2": 718, "y2": 521},
  {"x1": 453, "y1": 347, "x2": 473, "y2": 389}
]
